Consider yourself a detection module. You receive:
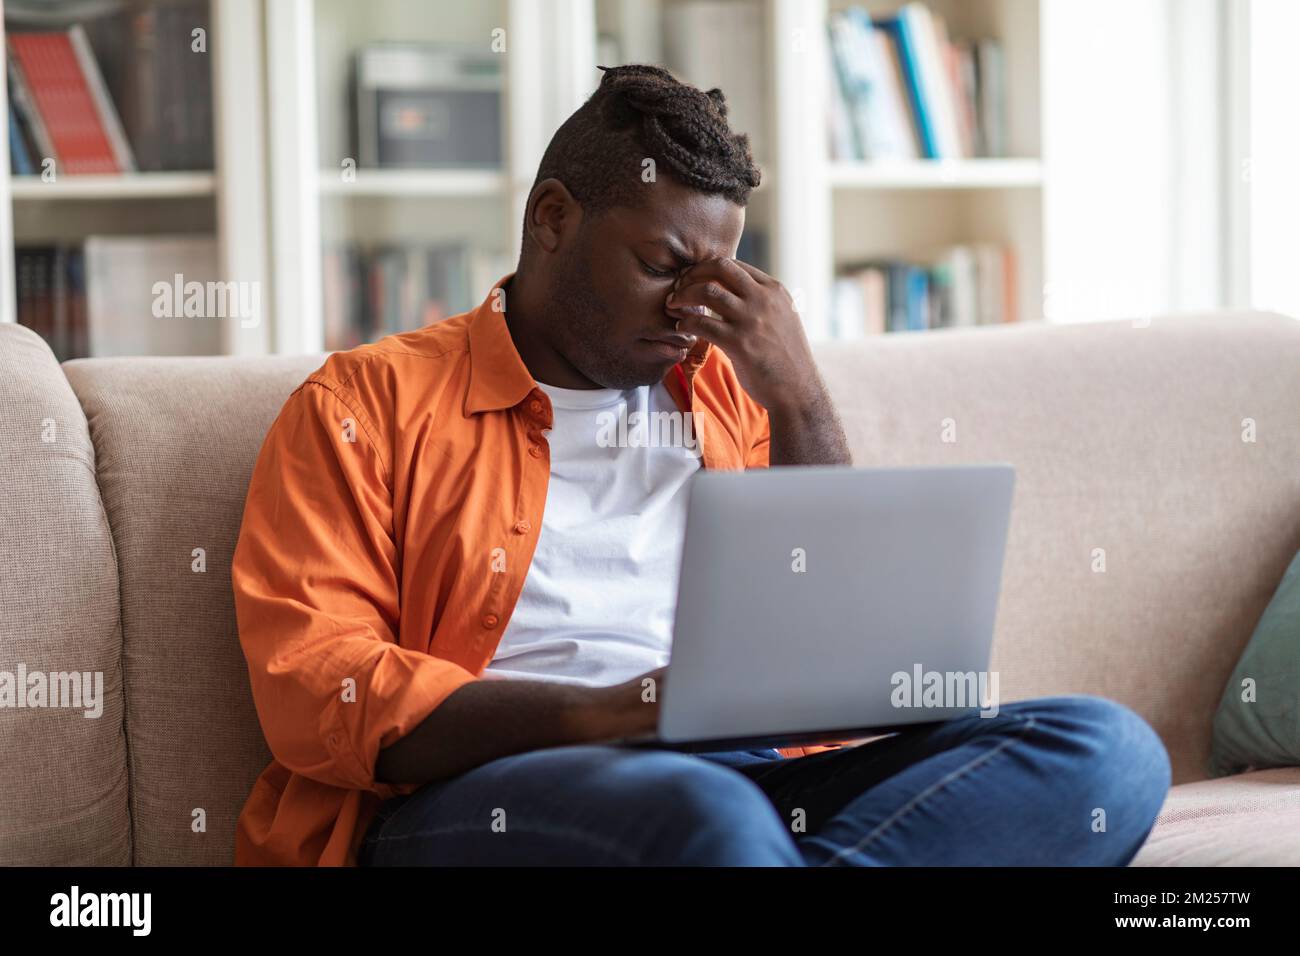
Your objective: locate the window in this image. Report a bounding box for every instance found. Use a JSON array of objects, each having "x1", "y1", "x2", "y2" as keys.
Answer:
[{"x1": 1235, "y1": 0, "x2": 1300, "y2": 319}]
